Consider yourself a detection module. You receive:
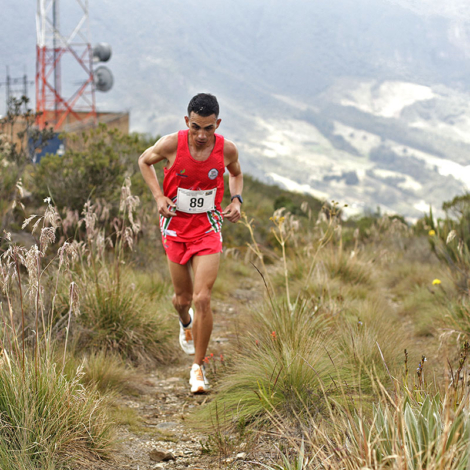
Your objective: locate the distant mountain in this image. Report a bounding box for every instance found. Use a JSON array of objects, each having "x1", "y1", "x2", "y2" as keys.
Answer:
[{"x1": 4, "y1": 0, "x2": 470, "y2": 218}]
